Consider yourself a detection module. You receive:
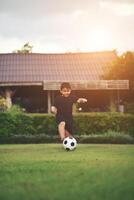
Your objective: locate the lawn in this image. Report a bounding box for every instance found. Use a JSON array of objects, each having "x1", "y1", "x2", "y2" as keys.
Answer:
[{"x1": 0, "y1": 144, "x2": 134, "y2": 200}]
